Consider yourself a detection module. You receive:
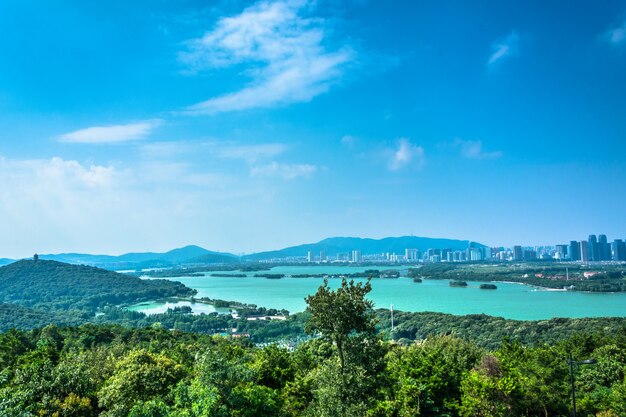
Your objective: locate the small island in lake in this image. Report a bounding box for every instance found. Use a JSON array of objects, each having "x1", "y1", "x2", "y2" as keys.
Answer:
[
  {"x1": 254, "y1": 273, "x2": 286, "y2": 279},
  {"x1": 449, "y1": 280, "x2": 468, "y2": 287},
  {"x1": 413, "y1": 277, "x2": 422, "y2": 283},
  {"x1": 479, "y1": 283, "x2": 498, "y2": 290}
]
